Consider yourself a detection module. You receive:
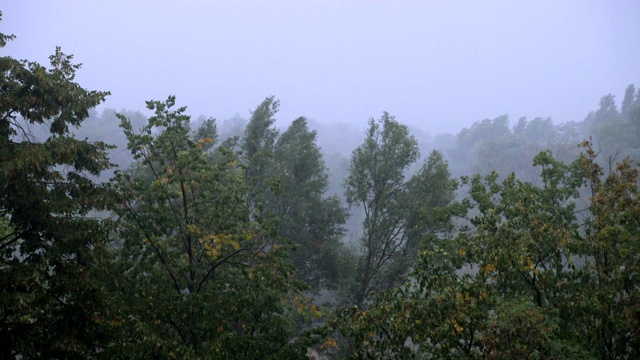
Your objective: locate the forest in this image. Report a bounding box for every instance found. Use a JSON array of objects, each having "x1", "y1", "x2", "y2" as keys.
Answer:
[{"x1": 2, "y1": 14, "x2": 640, "y2": 359}]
